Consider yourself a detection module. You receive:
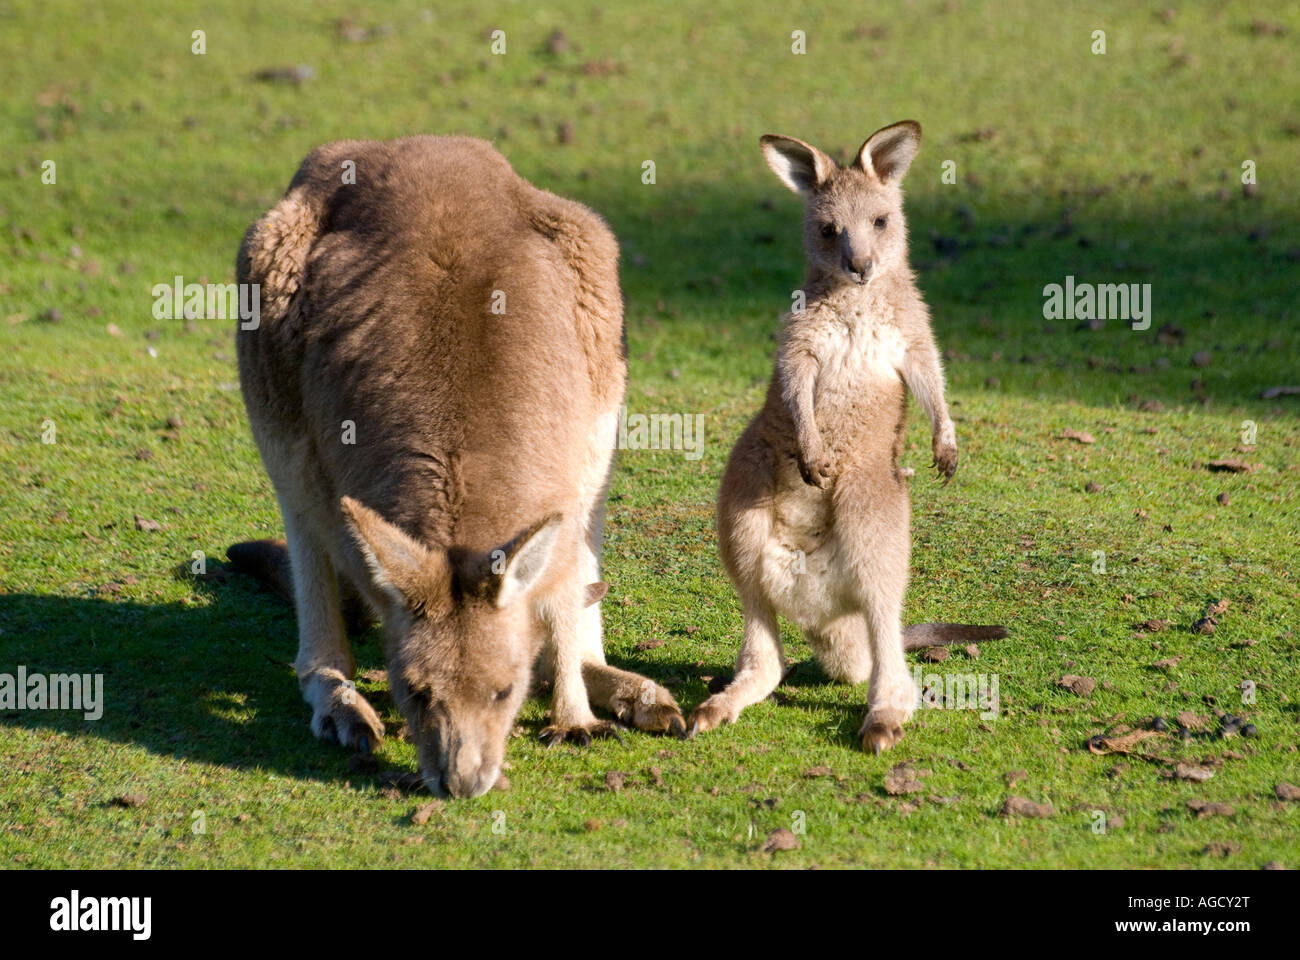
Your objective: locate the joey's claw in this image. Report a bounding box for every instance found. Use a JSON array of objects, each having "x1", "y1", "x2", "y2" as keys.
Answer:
[
  {"x1": 686, "y1": 697, "x2": 733, "y2": 738},
  {"x1": 932, "y1": 445, "x2": 958, "y2": 483}
]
